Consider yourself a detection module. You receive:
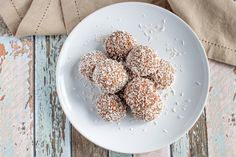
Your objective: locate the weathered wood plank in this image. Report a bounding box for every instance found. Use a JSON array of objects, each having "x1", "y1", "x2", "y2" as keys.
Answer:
[
  {"x1": 188, "y1": 110, "x2": 208, "y2": 157},
  {"x1": 206, "y1": 60, "x2": 236, "y2": 157},
  {"x1": 72, "y1": 127, "x2": 107, "y2": 157},
  {"x1": 0, "y1": 36, "x2": 34, "y2": 156},
  {"x1": 35, "y1": 36, "x2": 71, "y2": 157},
  {"x1": 109, "y1": 151, "x2": 132, "y2": 157},
  {"x1": 134, "y1": 147, "x2": 170, "y2": 157},
  {"x1": 171, "y1": 133, "x2": 190, "y2": 157},
  {"x1": 171, "y1": 111, "x2": 208, "y2": 157}
]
